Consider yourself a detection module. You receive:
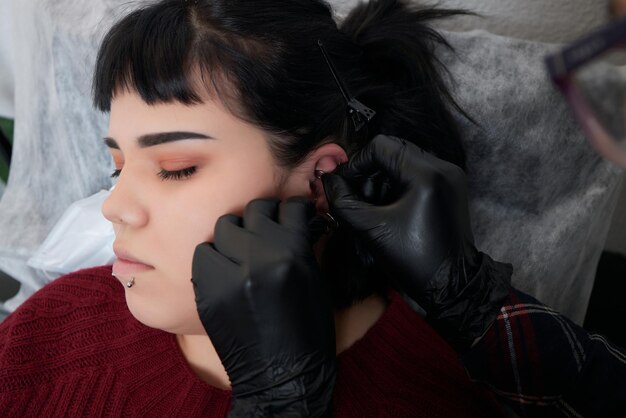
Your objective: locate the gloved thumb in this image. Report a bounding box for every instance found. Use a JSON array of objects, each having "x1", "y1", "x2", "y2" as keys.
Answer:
[{"x1": 321, "y1": 171, "x2": 375, "y2": 231}]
